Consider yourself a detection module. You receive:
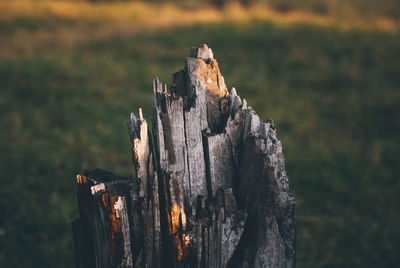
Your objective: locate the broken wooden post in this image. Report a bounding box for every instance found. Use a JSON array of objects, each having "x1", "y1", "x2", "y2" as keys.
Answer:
[{"x1": 72, "y1": 44, "x2": 295, "y2": 268}]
